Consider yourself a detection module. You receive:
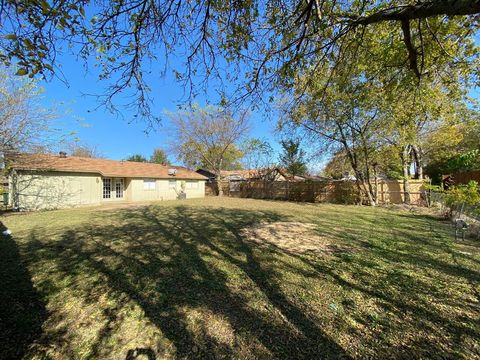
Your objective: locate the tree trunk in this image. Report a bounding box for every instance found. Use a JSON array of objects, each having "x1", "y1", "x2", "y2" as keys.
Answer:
[
  {"x1": 216, "y1": 159, "x2": 224, "y2": 197},
  {"x1": 215, "y1": 172, "x2": 224, "y2": 197},
  {"x1": 335, "y1": 124, "x2": 377, "y2": 206},
  {"x1": 364, "y1": 165, "x2": 377, "y2": 205},
  {"x1": 411, "y1": 145, "x2": 424, "y2": 179},
  {"x1": 362, "y1": 180, "x2": 376, "y2": 206},
  {"x1": 402, "y1": 145, "x2": 411, "y2": 205},
  {"x1": 351, "y1": 167, "x2": 376, "y2": 206},
  {"x1": 352, "y1": 178, "x2": 364, "y2": 205},
  {"x1": 354, "y1": 1, "x2": 480, "y2": 26},
  {"x1": 341, "y1": 140, "x2": 376, "y2": 206}
]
